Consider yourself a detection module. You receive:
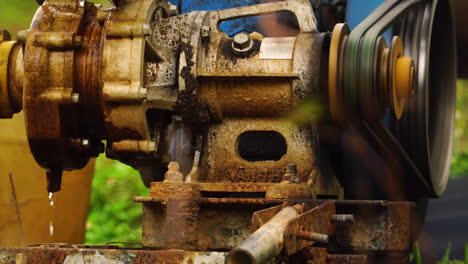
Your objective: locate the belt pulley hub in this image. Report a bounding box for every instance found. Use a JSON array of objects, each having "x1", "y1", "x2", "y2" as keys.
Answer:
[{"x1": 329, "y1": 25, "x2": 415, "y2": 122}]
